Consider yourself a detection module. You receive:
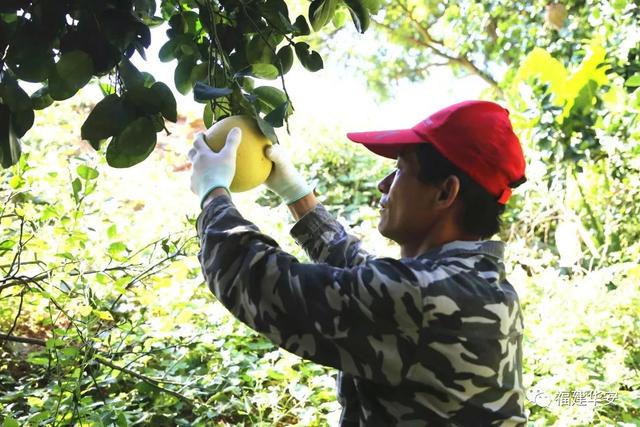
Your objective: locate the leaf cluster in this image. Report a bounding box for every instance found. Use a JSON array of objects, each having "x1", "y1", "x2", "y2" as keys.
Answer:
[{"x1": 0, "y1": 0, "x2": 375, "y2": 169}]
